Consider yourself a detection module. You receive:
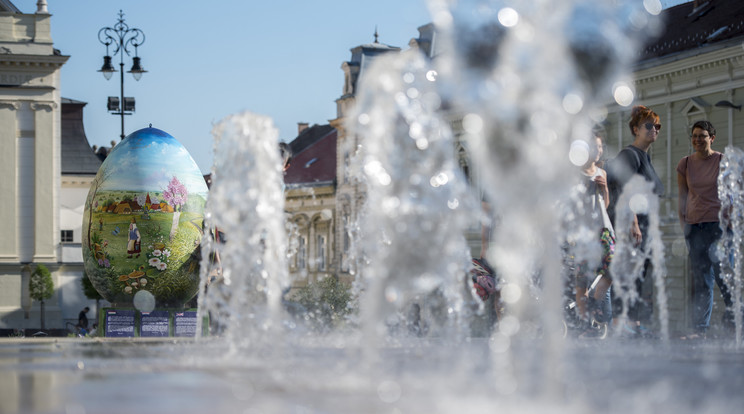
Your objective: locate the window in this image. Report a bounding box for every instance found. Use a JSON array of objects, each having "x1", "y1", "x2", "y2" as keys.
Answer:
[
  {"x1": 61, "y1": 230, "x2": 73, "y2": 243},
  {"x1": 297, "y1": 236, "x2": 306, "y2": 270},
  {"x1": 316, "y1": 234, "x2": 326, "y2": 271},
  {"x1": 343, "y1": 212, "x2": 350, "y2": 254},
  {"x1": 344, "y1": 151, "x2": 350, "y2": 184}
]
